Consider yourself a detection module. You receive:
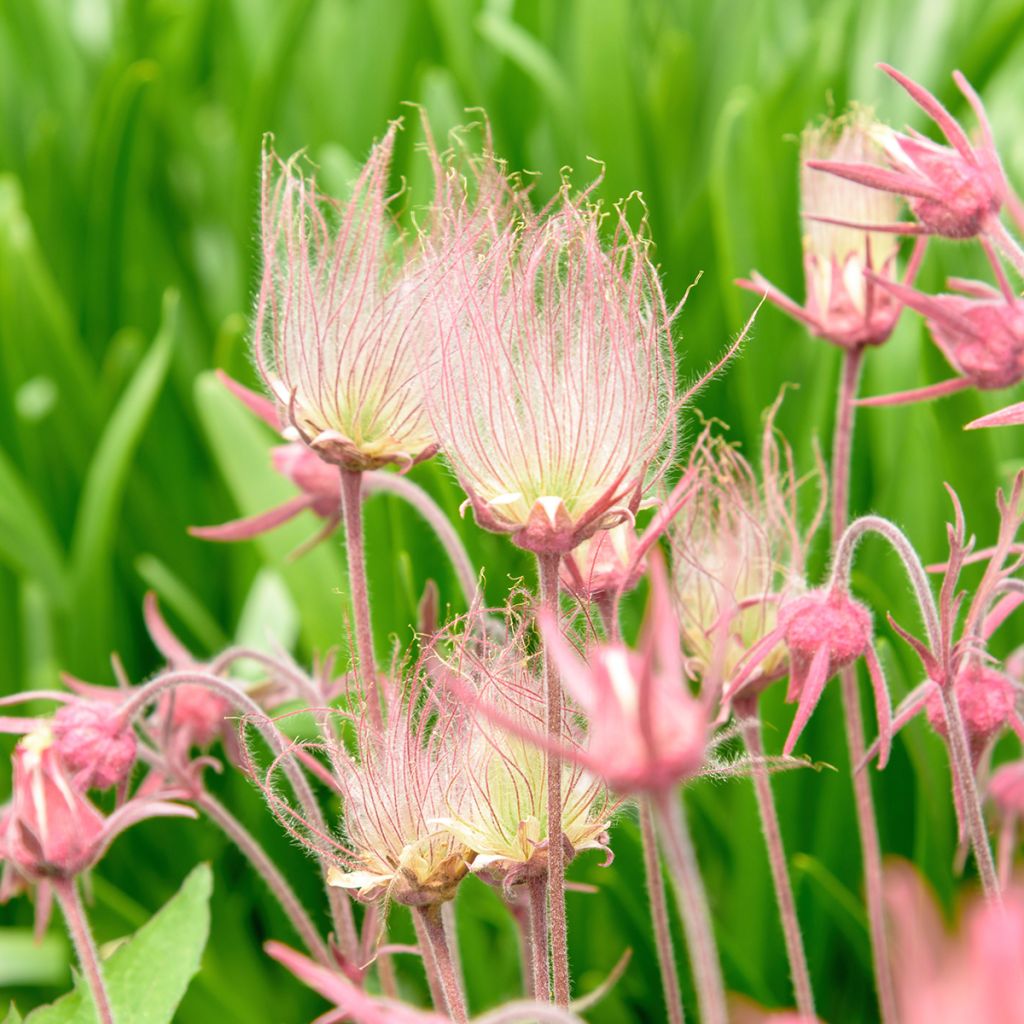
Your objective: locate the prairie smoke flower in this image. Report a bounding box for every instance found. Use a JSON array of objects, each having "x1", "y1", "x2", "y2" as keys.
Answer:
[
  {"x1": 809, "y1": 65, "x2": 1008, "y2": 239},
  {"x1": 739, "y1": 110, "x2": 916, "y2": 349},
  {"x1": 52, "y1": 700, "x2": 137, "y2": 790},
  {"x1": 428, "y1": 613, "x2": 612, "y2": 891},
  {"x1": 255, "y1": 125, "x2": 439, "y2": 472},
  {"x1": 886, "y1": 863, "x2": 1024, "y2": 1023},
  {"x1": 428, "y1": 192, "x2": 678, "y2": 555},
  {"x1": 670, "y1": 410, "x2": 824, "y2": 695}
]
